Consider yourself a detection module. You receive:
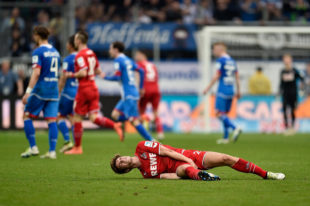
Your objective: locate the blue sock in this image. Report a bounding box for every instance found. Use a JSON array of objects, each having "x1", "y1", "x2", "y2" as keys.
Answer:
[
  {"x1": 118, "y1": 115, "x2": 127, "y2": 122},
  {"x1": 219, "y1": 115, "x2": 236, "y2": 130},
  {"x1": 58, "y1": 120, "x2": 70, "y2": 142},
  {"x1": 222, "y1": 122, "x2": 229, "y2": 139},
  {"x1": 48, "y1": 122, "x2": 58, "y2": 152},
  {"x1": 24, "y1": 119, "x2": 36, "y2": 147},
  {"x1": 135, "y1": 124, "x2": 153, "y2": 141}
]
